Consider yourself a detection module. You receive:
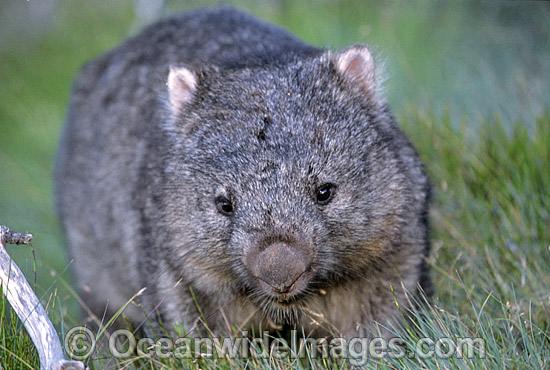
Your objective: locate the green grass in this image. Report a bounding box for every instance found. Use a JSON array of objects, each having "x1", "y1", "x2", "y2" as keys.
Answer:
[
  {"x1": 0, "y1": 1, "x2": 549, "y2": 369},
  {"x1": 0, "y1": 285, "x2": 40, "y2": 369}
]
